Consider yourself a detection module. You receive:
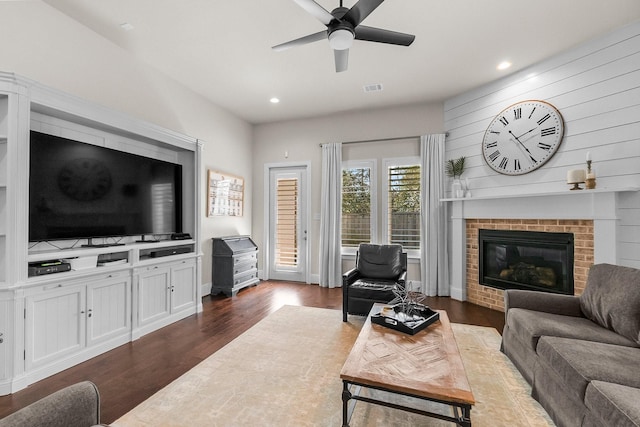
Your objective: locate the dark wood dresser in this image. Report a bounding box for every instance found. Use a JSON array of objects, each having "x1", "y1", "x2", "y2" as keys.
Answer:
[{"x1": 211, "y1": 236, "x2": 259, "y2": 297}]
